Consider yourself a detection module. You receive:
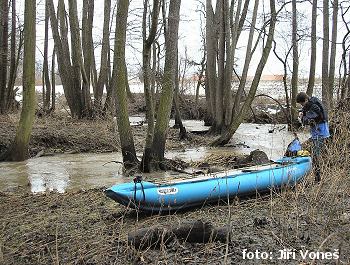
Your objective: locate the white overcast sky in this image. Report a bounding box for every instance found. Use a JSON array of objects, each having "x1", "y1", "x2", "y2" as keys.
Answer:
[{"x1": 16, "y1": 0, "x2": 349, "y2": 79}]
